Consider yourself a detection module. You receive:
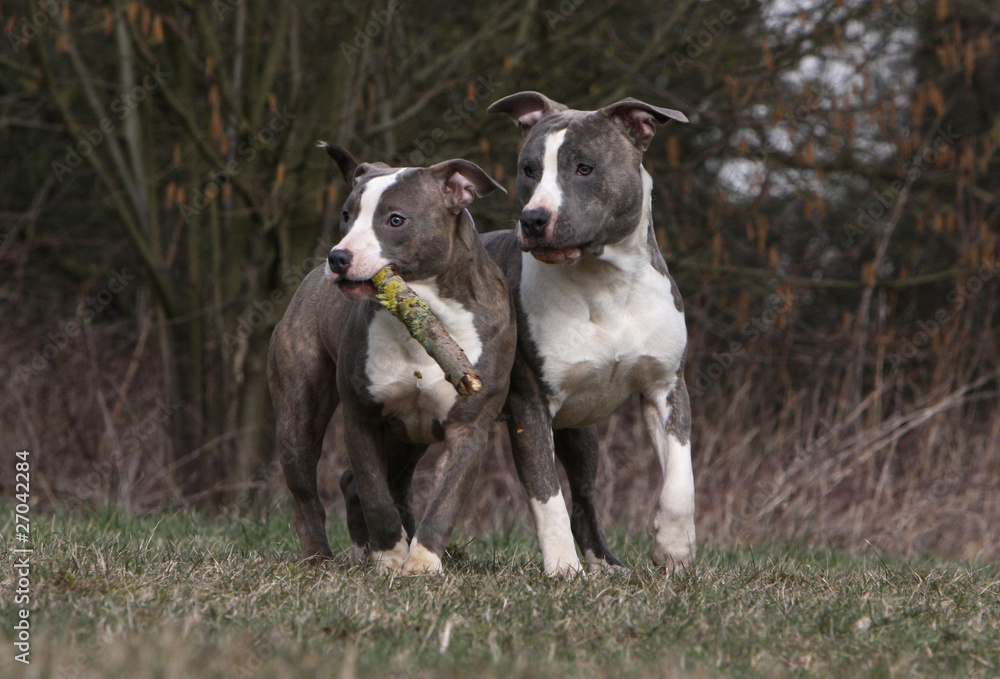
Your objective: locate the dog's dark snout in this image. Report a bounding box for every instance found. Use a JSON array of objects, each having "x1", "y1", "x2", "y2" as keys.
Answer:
[
  {"x1": 520, "y1": 207, "x2": 551, "y2": 238},
  {"x1": 328, "y1": 249, "x2": 353, "y2": 276}
]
